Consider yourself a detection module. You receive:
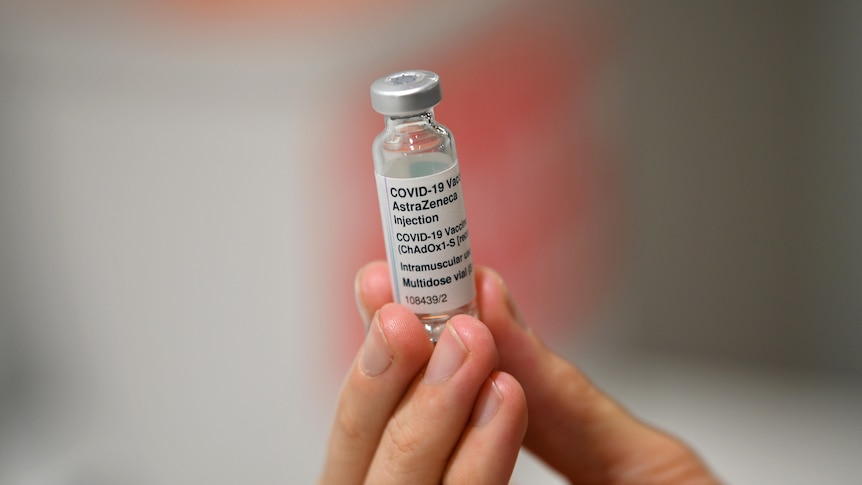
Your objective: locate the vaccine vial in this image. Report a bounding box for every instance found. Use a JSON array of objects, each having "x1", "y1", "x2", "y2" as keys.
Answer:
[{"x1": 370, "y1": 70, "x2": 477, "y2": 342}]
